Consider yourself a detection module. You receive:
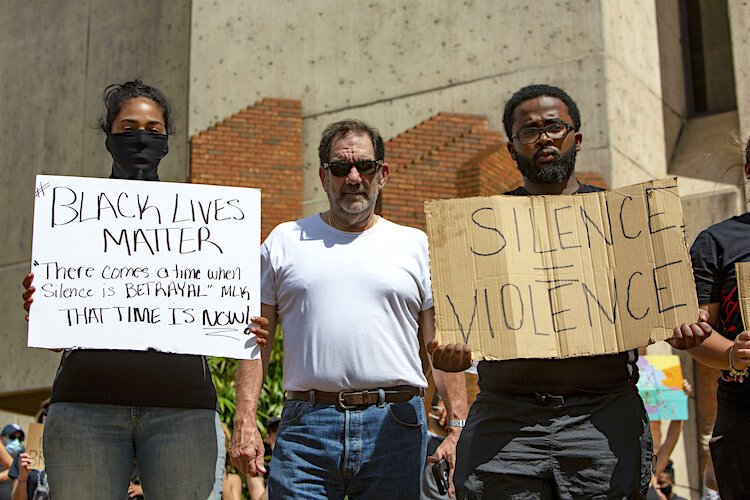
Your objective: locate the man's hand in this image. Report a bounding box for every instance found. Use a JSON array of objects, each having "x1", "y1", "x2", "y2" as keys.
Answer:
[
  {"x1": 731, "y1": 331, "x2": 750, "y2": 369},
  {"x1": 667, "y1": 309, "x2": 712, "y2": 350},
  {"x1": 427, "y1": 340, "x2": 472, "y2": 372},
  {"x1": 17, "y1": 453, "x2": 31, "y2": 482},
  {"x1": 229, "y1": 418, "x2": 266, "y2": 476},
  {"x1": 426, "y1": 429, "x2": 461, "y2": 498},
  {"x1": 22, "y1": 273, "x2": 34, "y2": 321},
  {"x1": 682, "y1": 379, "x2": 692, "y2": 397},
  {"x1": 247, "y1": 316, "x2": 271, "y2": 346},
  {"x1": 127, "y1": 482, "x2": 144, "y2": 498}
]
